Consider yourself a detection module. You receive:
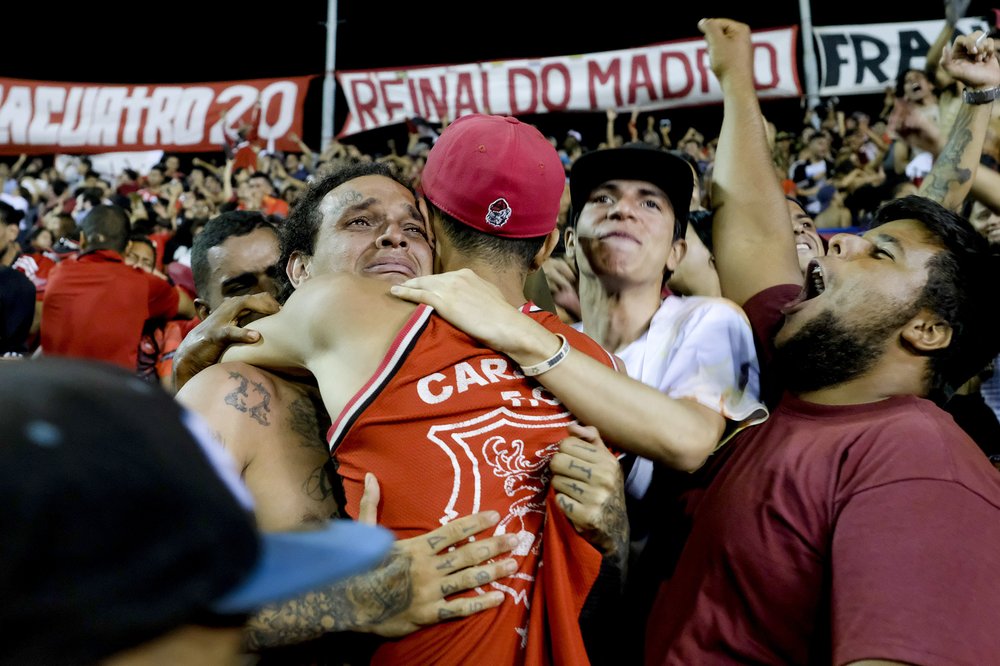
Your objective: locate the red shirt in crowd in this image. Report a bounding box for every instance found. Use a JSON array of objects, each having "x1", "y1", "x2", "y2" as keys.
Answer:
[
  {"x1": 11, "y1": 251, "x2": 56, "y2": 301},
  {"x1": 41, "y1": 249, "x2": 179, "y2": 370}
]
